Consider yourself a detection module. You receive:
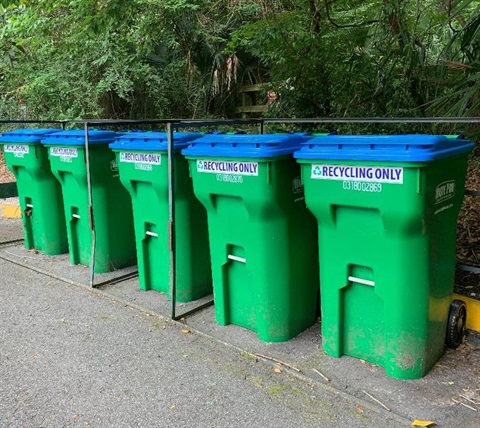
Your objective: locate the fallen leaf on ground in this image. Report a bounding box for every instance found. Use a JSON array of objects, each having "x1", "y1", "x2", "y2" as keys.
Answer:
[
  {"x1": 411, "y1": 420, "x2": 437, "y2": 427},
  {"x1": 181, "y1": 329, "x2": 190, "y2": 334},
  {"x1": 273, "y1": 368, "x2": 282, "y2": 374}
]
